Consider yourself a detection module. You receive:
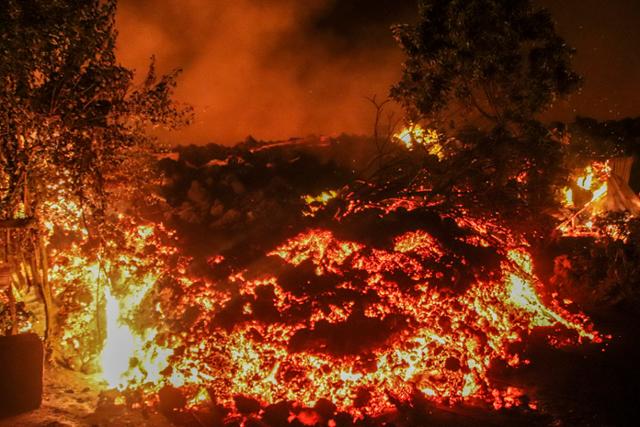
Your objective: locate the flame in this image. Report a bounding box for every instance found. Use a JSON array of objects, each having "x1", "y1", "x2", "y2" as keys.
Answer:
[
  {"x1": 576, "y1": 166, "x2": 595, "y2": 190},
  {"x1": 559, "y1": 162, "x2": 611, "y2": 237},
  {"x1": 304, "y1": 190, "x2": 337, "y2": 205},
  {"x1": 591, "y1": 182, "x2": 608, "y2": 203},
  {"x1": 302, "y1": 190, "x2": 338, "y2": 217},
  {"x1": 393, "y1": 124, "x2": 443, "y2": 158},
  {"x1": 99, "y1": 280, "x2": 174, "y2": 390},
  {"x1": 44, "y1": 193, "x2": 180, "y2": 390},
  {"x1": 563, "y1": 187, "x2": 574, "y2": 207},
  {"x1": 561, "y1": 162, "x2": 610, "y2": 208},
  {"x1": 101, "y1": 286, "x2": 137, "y2": 388}
]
